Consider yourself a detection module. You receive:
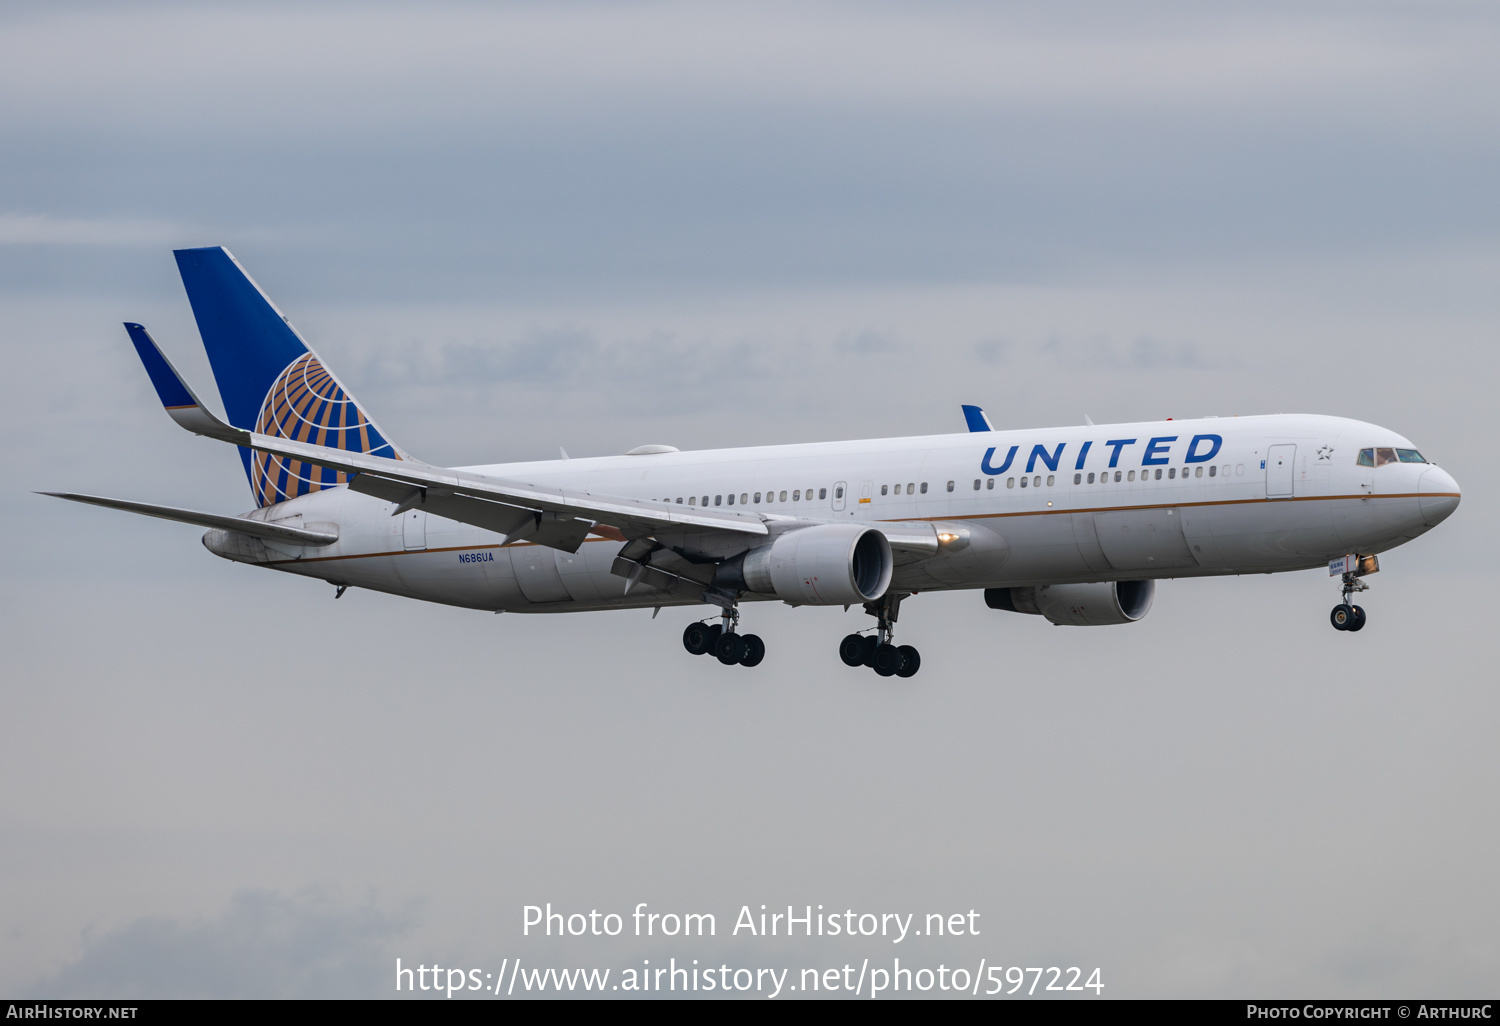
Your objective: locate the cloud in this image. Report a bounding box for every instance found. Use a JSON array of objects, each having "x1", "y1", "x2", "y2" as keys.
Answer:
[
  {"x1": 1038, "y1": 334, "x2": 1230, "y2": 371},
  {"x1": 29, "y1": 889, "x2": 414, "y2": 998},
  {"x1": 833, "y1": 329, "x2": 900, "y2": 356},
  {"x1": 0, "y1": 213, "x2": 187, "y2": 247},
  {"x1": 0, "y1": 2, "x2": 1457, "y2": 136},
  {"x1": 972, "y1": 338, "x2": 1012, "y2": 365}
]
